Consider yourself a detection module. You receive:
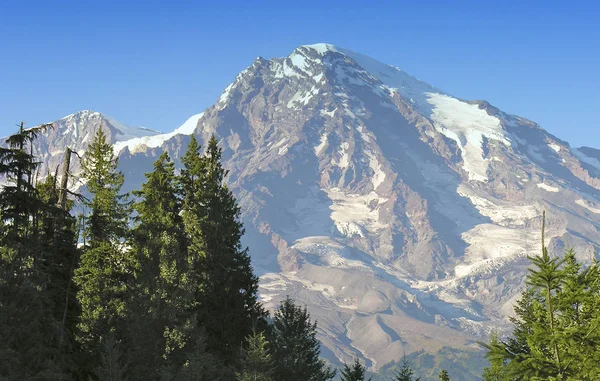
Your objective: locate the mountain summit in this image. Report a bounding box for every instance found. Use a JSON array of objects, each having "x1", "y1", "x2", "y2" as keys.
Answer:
[{"x1": 14, "y1": 44, "x2": 600, "y2": 376}]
